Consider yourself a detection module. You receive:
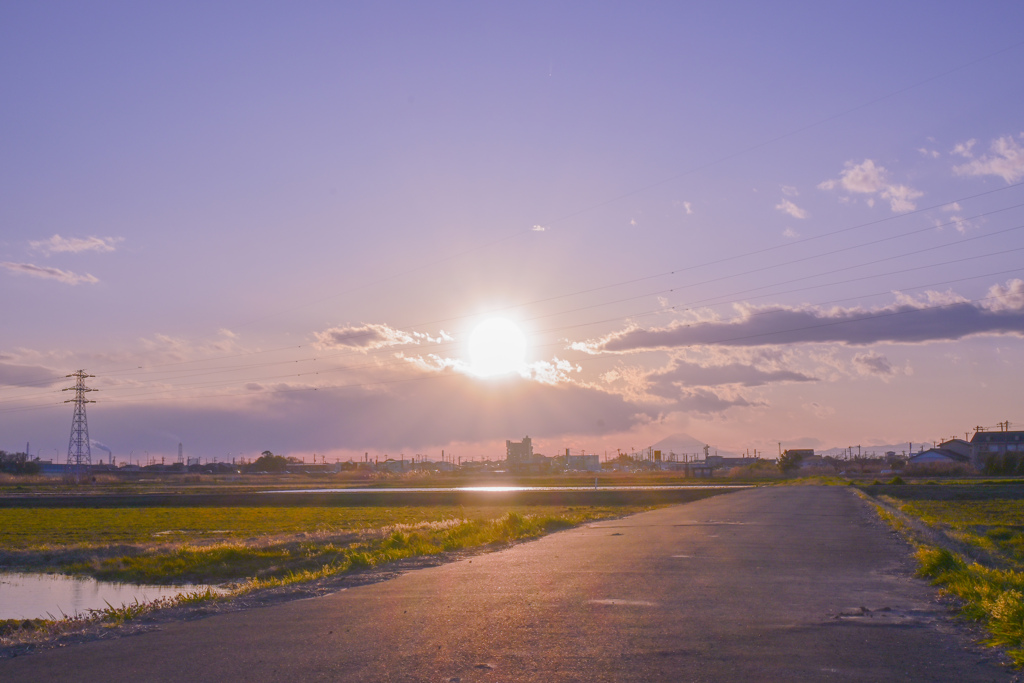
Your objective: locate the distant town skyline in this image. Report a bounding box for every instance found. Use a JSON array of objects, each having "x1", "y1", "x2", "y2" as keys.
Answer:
[{"x1": 2, "y1": 2, "x2": 1023, "y2": 461}]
